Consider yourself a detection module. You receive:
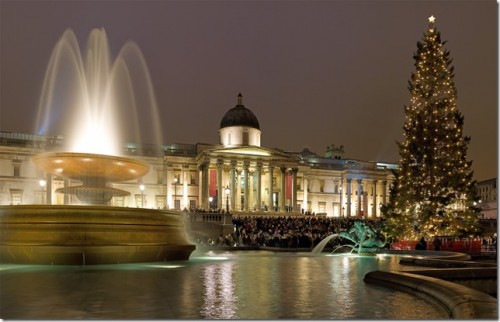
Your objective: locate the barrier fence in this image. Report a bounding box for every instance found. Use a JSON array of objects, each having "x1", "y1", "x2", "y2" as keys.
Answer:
[{"x1": 391, "y1": 237, "x2": 496, "y2": 255}]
